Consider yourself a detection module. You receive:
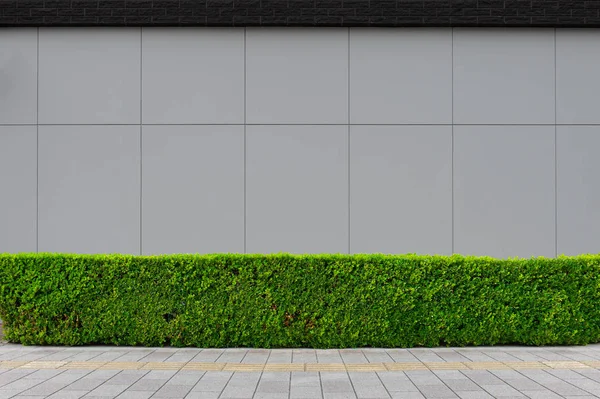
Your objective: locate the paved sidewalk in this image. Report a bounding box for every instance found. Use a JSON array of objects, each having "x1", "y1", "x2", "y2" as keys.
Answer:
[{"x1": 0, "y1": 344, "x2": 600, "y2": 398}]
